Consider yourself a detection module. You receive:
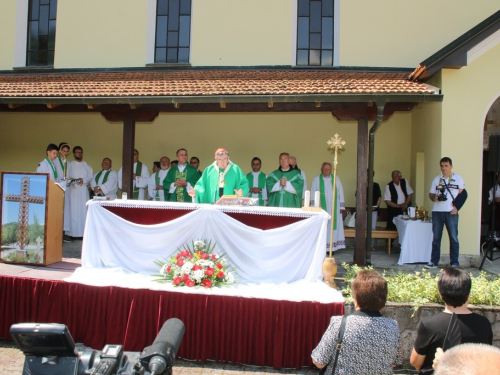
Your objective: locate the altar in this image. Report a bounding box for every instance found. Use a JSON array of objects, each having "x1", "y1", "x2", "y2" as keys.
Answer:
[{"x1": 83, "y1": 199, "x2": 331, "y2": 284}]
